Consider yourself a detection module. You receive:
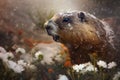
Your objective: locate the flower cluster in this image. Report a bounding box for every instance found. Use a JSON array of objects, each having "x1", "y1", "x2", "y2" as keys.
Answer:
[
  {"x1": 72, "y1": 62, "x2": 98, "y2": 73},
  {"x1": 0, "y1": 47, "x2": 34, "y2": 73},
  {"x1": 7, "y1": 60, "x2": 25, "y2": 73},
  {"x1": 72, "y1": 60, "x2": 117, "y2": 74},
  {"x1": 0, "y1": 46, "x2": 119, "y2": 80},
  {"x1": 0, "y1": 53, "x2": 25, "y2": 73},
  {"x1": 108, "y1": 61, "x2": 117, "y2": 69},
  {"x1": 97, "y1": 60, "x2": 117, "y2": 69},
  {"x1": 34, "y1": 49, "x2": 67, "y2": 65}
]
